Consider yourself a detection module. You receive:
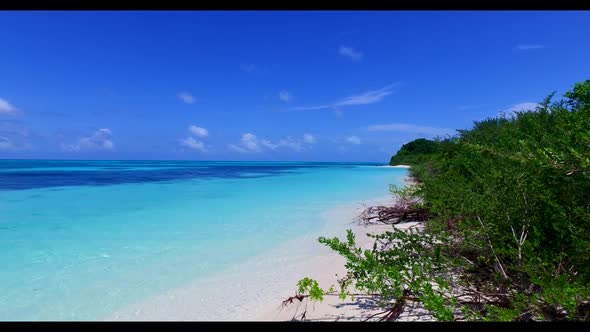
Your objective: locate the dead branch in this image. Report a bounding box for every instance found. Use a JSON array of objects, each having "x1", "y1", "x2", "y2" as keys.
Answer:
[
  {"x1": 357, "y1": 203, "x2": 428, "y2": 225},
  {"x1": 476, "y1": 215, "x2": 509, "y2": 281},
  {"x1": 282, "y1": 294, "x2": 307, "y2": 307}
]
